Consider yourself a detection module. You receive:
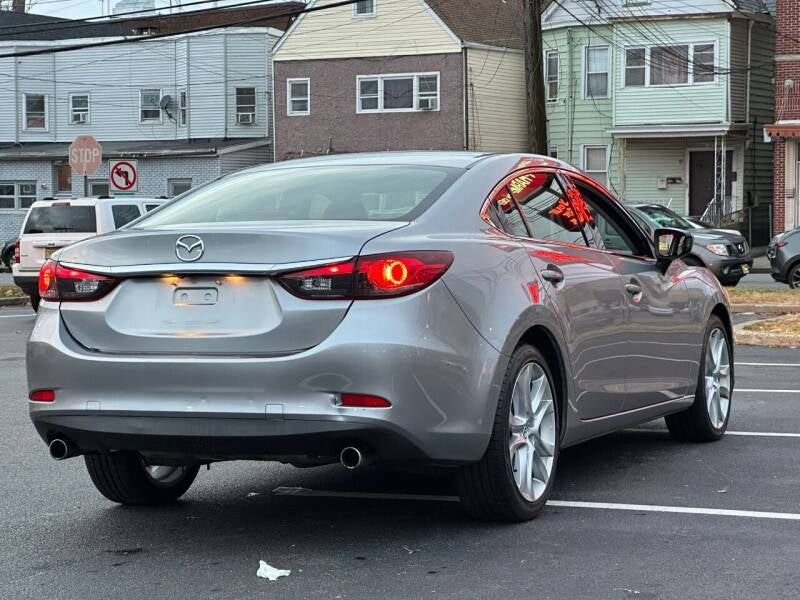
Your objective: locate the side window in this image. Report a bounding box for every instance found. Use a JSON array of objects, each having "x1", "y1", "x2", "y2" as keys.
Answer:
[
  {"x1": 111, "y1": 204, "x2": 142, "y2": 229},
  {"x1": 509, "y1": 171, "x2": 587, "y2": 246},
  {"x1": 487, "y1": 186, "x2": 528, "y2": 237},
  {"x1": 569, "y1": 179, "x2": 649, "y2": 256}
]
